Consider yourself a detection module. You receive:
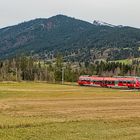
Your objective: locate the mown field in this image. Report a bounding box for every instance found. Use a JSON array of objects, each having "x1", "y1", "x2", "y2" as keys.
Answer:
[{"x1": 0, "y1": 82, "x2": 140, "y2": 140}]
